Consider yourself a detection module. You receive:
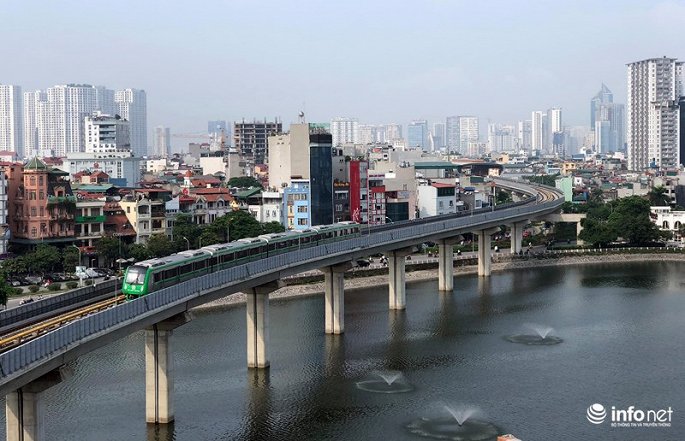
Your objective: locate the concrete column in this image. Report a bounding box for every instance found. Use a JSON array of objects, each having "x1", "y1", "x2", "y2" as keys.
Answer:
[
  {"x1": 475, "y1": 228, "x2": 499, "y2": 277},
  {"x1": 6, "y1": 369, "x2": 66, "y2": 441},
  {"x1": 388, "y1": 249, "x2": 412, "y2": 310},
  {"x1": 576, "y1": 221, "x2": 584, "y2": 246},
  {"x1": 146, "y1": 314, "x2": 189, "y2": 424},
  {"x1": 437, "y1": 239, "x2": 458, "y2": 292},
  {"x1": 322, "y1": 263, "x2": 351, "y2": 334},
  {"x1": 246, "y1": 282, "x2": 280, "y2": 369},
  {"x1": 509, "y1": 221, "x2": 527, "y2": 254}
]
